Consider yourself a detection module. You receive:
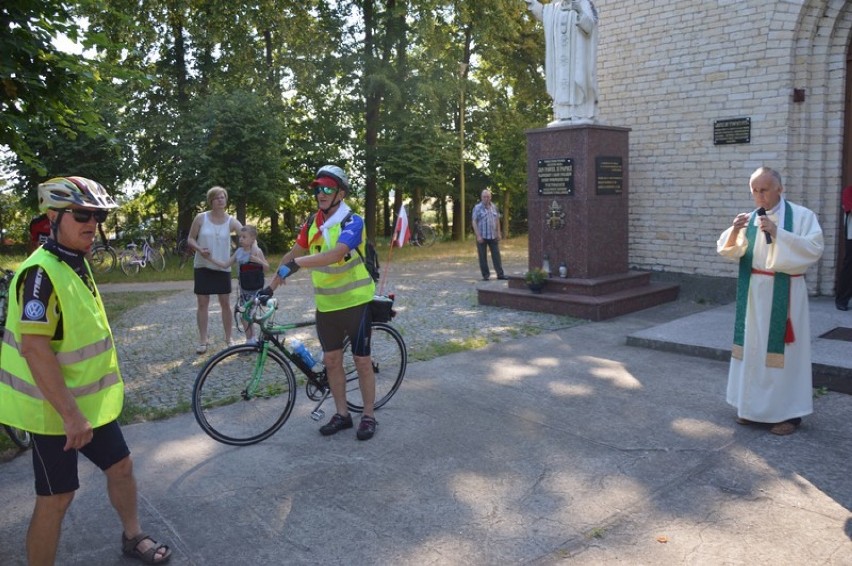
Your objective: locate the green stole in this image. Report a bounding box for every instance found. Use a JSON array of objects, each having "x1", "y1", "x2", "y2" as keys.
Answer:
[{"x1": 732, "y1": 200, "x2": 794, "y2": 368}]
